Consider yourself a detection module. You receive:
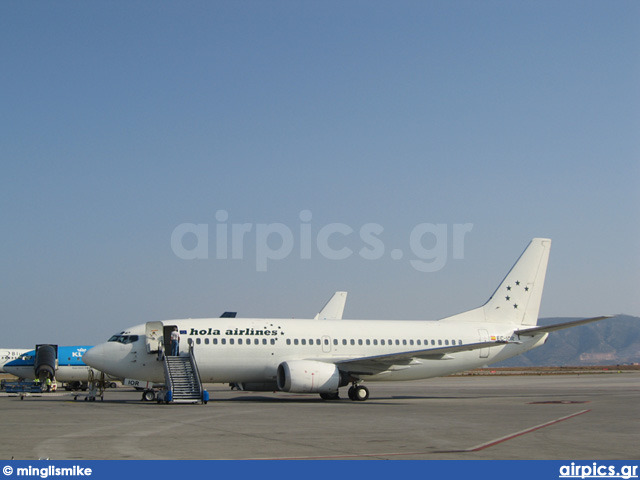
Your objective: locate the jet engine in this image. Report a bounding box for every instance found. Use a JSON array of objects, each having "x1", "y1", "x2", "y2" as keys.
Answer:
[{"x1": 277, "y1": 360, "x2": 349, "y2": 393}]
